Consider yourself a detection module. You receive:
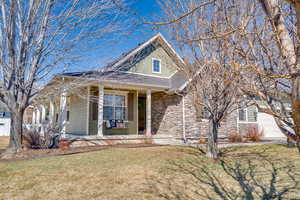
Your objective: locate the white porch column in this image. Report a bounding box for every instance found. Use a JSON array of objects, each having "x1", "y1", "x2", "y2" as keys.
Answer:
[
  {"x1": 146, "y1": 89, "x2": 152, "y2": 137},
  {"x1": 60, "y1": 91, "x2": 67, "y2": 136},
  {"x1": 49, "y1": 96, "x2": 55, "y2": 126},
  {"x1": 136, "y1": 91, "x2": 139, "y2": 135},
  {"x1": 97, "y1": 85, "x2": 104, "y2": 136},
  {"x1": 40, "y1": 105, "x2": 46, "y2": 123},
  {"x1": 86, "y1": 86, "x2": 90, "y2": 135},
  {"x1": 36, "y1": 108, "x2": 41, "y2": 125},
  {"x1": 32, "y1": 108, "x2": 36, "y2": 125}
]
